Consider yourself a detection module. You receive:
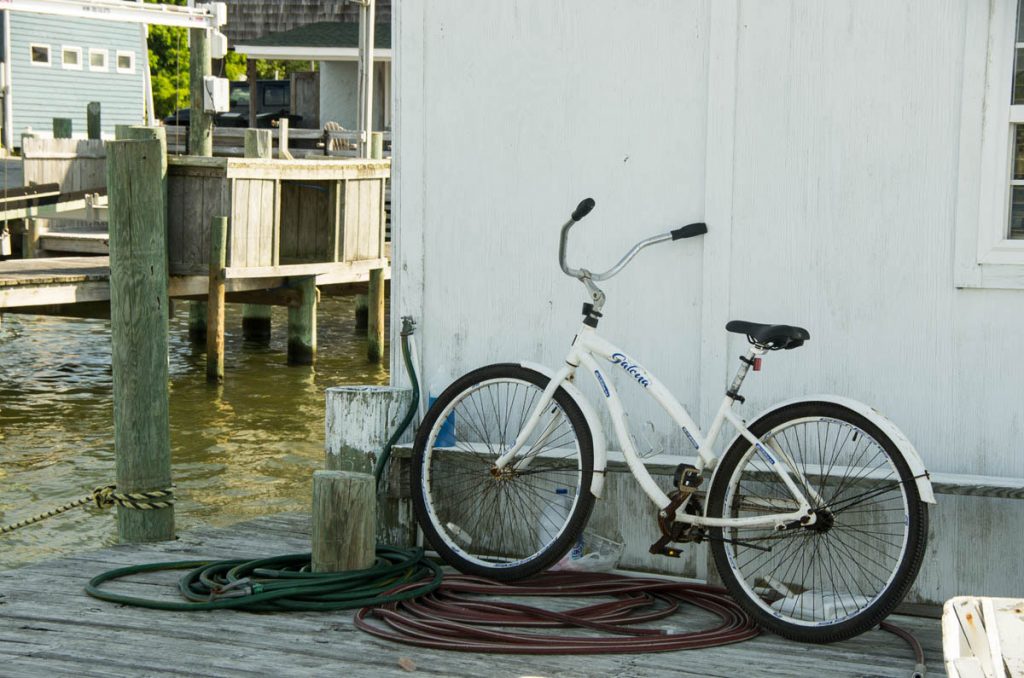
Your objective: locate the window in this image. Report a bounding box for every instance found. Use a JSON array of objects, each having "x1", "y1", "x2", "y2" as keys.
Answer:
[
  {"x1": 954, "y1": 0, "x2": 1024, "y2": 288},
  {"x1": 61, "y1": 46, "x2": 82, "y2": 70},
  {"x1": 115, "y1": 50, "x2": 134, "y2": 74},
  {"x1": 263, "y1": 83, "x2": 289, "y2": 108},
  {"x1": 88, "y1": 48, "x2": 108, "y2": 71},
  {"x1": 29, "y1": 44, "x2": 50, "y2": 66}
]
